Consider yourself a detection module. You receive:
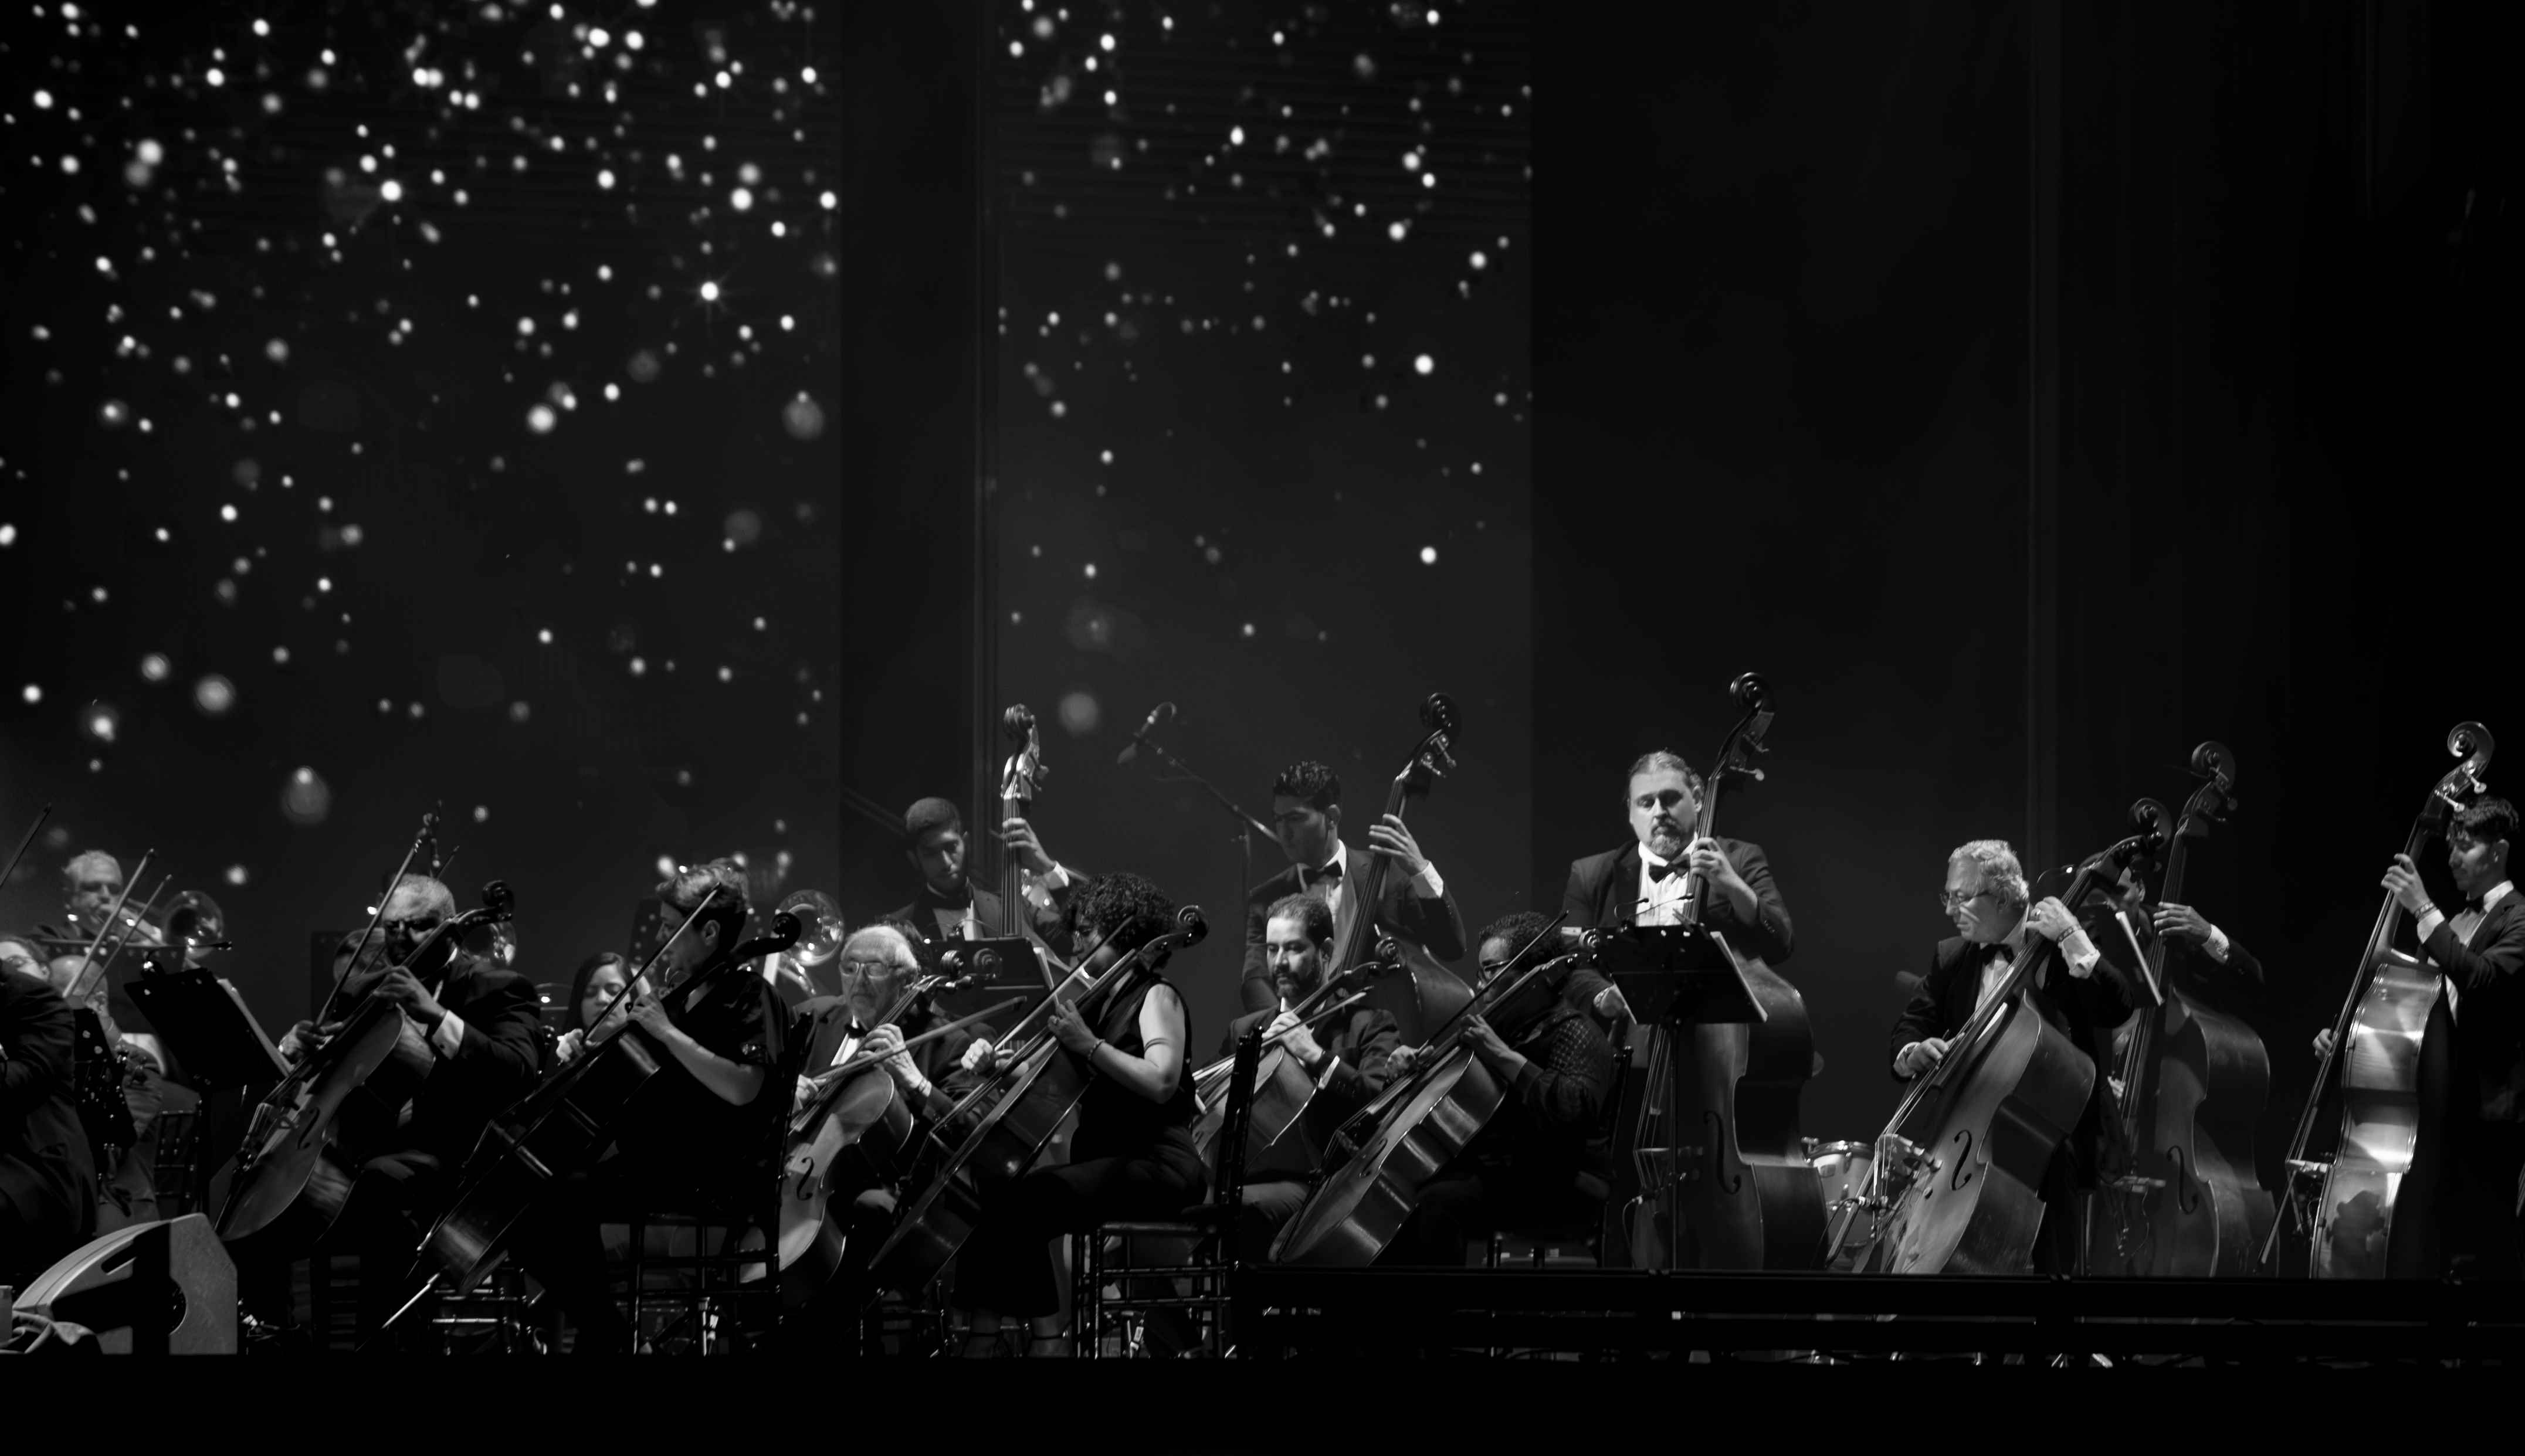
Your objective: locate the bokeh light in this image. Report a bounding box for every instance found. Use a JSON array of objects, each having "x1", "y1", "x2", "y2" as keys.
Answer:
[
  {"x1": 279, "y1": 766, "x2": 333, "y2": 826},
  {"x1": 194, "y1": 675, "x2": 236, "y2": 716}
]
